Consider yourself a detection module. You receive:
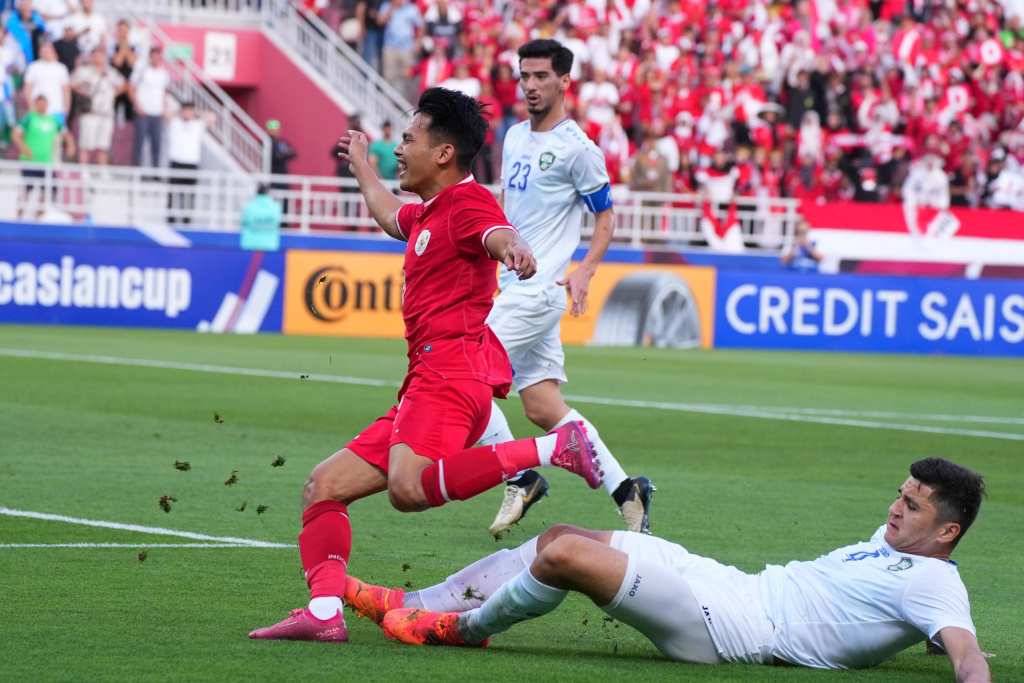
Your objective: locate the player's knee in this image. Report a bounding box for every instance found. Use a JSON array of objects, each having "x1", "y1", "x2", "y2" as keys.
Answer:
[
  {"x1": 523, "y1": 402, "x2": 559, "y2": 431},
  {"x1": 302, "y1": 465, "x2": 333, "y2": 507},
  {"x1": 538, "y1": 523, "x2": 584, "y2": 548},
  {"x1": 302, "y1": 459, "x2": 351, "y2": 507},
  {"x1": 387, "y1": 478, "x2": 429, "y2": 513},
  {"x1": 532, "y1": 535, "x2": 581, "y2": 581}
]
